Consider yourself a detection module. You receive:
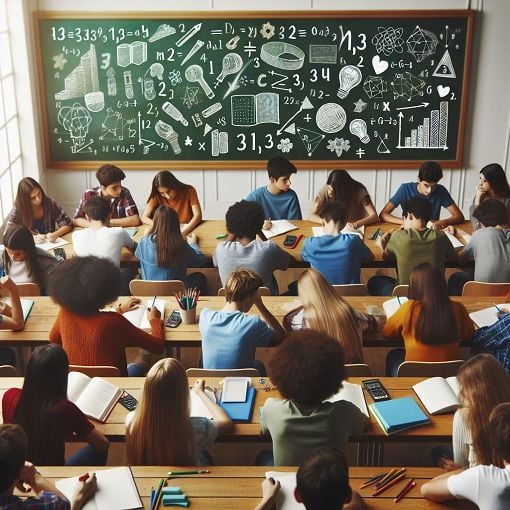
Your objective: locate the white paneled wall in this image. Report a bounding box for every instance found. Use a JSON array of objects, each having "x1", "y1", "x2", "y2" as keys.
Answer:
[{"x1": 8, "y1": 0, "x2": 510, "y2": 221}]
